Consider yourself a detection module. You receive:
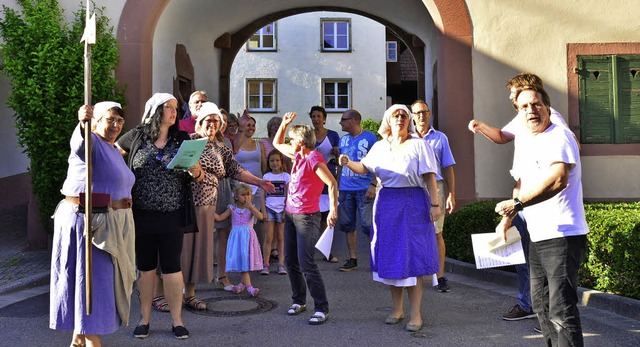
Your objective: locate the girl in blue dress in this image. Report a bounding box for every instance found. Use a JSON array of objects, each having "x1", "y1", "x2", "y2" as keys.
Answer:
[{"x1": 216, "y1": 183, "x2": 264, "y2": 296}]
